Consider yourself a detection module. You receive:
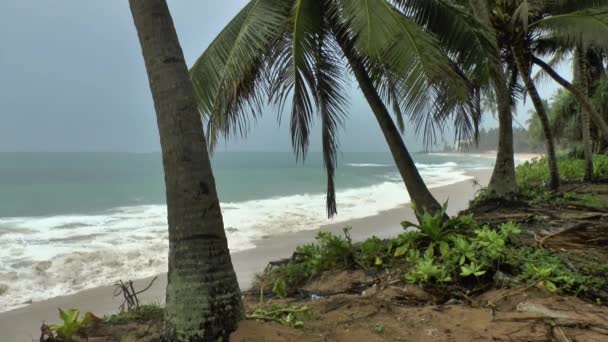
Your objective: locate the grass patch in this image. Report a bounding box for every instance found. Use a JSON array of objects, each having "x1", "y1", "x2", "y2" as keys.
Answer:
[
  {"x1": 470, "y1": 154, "x2": 608, "y2": 207},
  {"x1": 104, "y1": 304, "x2": 165, "y2": 325},
  {"x1": 517, "y1": 154, "x2": 608, "y2": 184}
]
